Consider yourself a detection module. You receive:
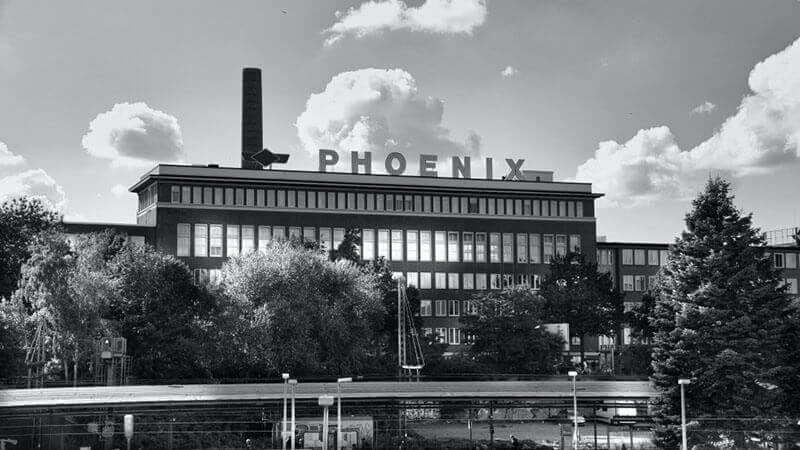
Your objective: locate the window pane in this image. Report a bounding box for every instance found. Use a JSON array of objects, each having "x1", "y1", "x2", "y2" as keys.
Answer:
[
  {"x1": 490, "y1": 233, "x2": 501, "y2": 263},
  {"x1": 236, "y1": 188, "x2": 245, "y2": 206},
  {"x1": 362, "y1": 229, "x2": 374, "y2": 260},
  {"x1": 555, "y1": 235, "x2": 567, "y2": 257},
  {"x1": 258, "y1": 226, "x2": 270, "y2": 253},
  {"x1": 476, "y1": 273, "x2": 487, "y2": 290},
  {"x1": 246, "y1": 189, "x2": 255, "y2": 206},
  {"x1": 543, "y1": 235, "x2": 554, "y2": 262},
  {"x1": 463, "y1": 232, "x2": 474, "y2": 262},
  {"x1": 214, "y1": 187, "x2": 223, "y2": 206},
  {"x1": 448, "y1": 273, "x2": 459, "y2": 290},
  {"x1": 447, "y1": 232, "x2": 459, "y2": 262},
  {"x1": 242, "y1": 225, "x2": 255, "y2": 254},
  {"x1": 476, "y1": 232, "x2": 487, "y2": 262},
  {"x1": 502, "y1": 233, "x2": 513, "y2": 263},
  {"x1": 194, "y1": 224, "x2": 207, "y2": 257},
  {"x1": 227, "y1": 225, "x2": 239, "y2": 257},
  {"x1": 171, "y1": 186, "x2": 180, "y2": 203},
  {"x1": 516, "y1": 234, "x2": 528, "y2": 263},
  {"x1": 273, "y1": 226, "x2": 285, "y2": 240},
  {"x1": 435, "y1": 231, "x2": 446, "y2": 262},
  {"x1": 570, "y1": 235, "x2": 581, "y2": 253},
  {"x1": 378, "y1": 230, "x2": 389, "y2": 258},
  {"x1": 529, "y1": 234, "x2": 541, "y2": 264},
  {"x1": 210, "y1": 224, "x2": 223, "y2": 257},
  {"x1": 420, "y1": 272, "x2": 431, "y2": 289},
  {"x1": 420, "y1": 300, "x2": 432, "y2": 316},
  {"x1": 391, "y1": 230, "x2": 404, "y2": 260},
  {"x1": 435, "y1": 272, "x2": 446, "y2": 289},
  {"x1": 407, "y1": 230, "x2": 418, "y2": 261},
  {"x1": 420, "y1": 231, "x2": 432, "y2": 261},
  {"x1": 303, "y1": 227, "x2": 315, "y2": 244},
  {"x1": 333, "y1": 228, "x2": 345, "y2": 249},
  {"x1": 177, "y1": 223, "x2": 190, "y2": 256}
]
